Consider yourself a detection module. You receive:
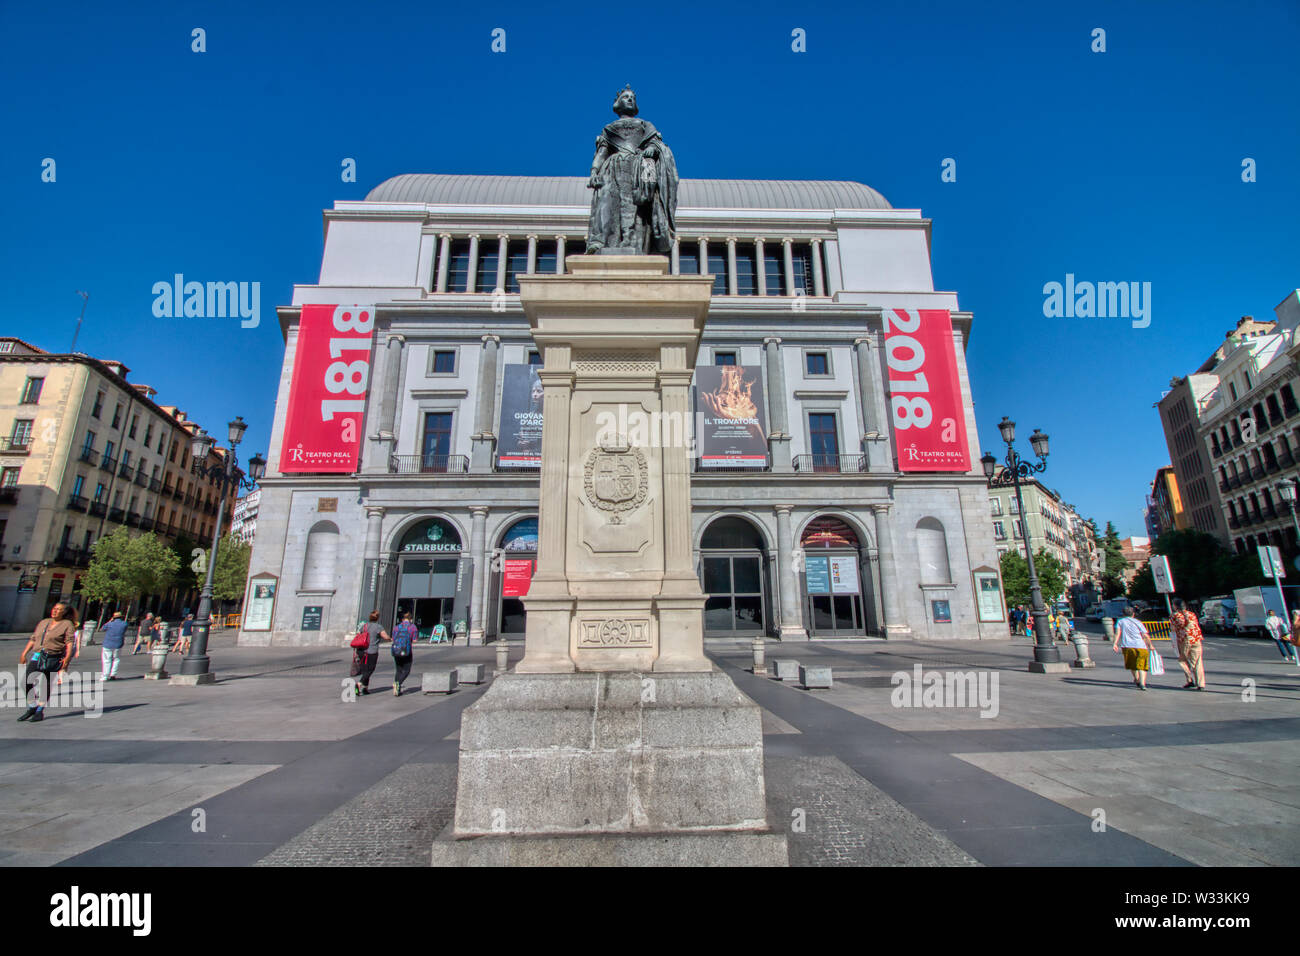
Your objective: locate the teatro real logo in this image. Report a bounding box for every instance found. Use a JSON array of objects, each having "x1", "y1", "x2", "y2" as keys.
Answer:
[{"x1": 583, "y1": 444, "x2": 647, "y2": 523}]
